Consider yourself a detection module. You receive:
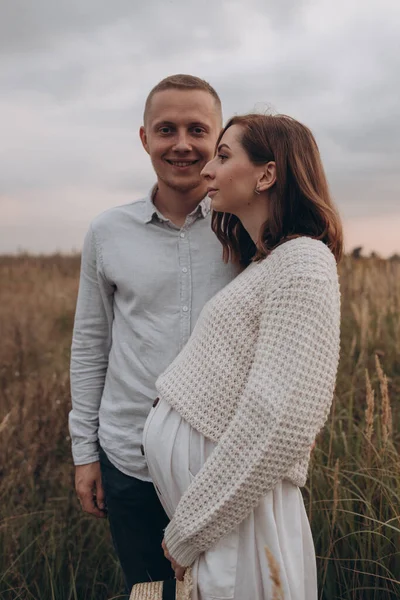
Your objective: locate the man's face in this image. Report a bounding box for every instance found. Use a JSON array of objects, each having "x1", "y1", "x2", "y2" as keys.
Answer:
[{"x1": 140, "y1": 89, "x2": 222, "y2": 194}]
